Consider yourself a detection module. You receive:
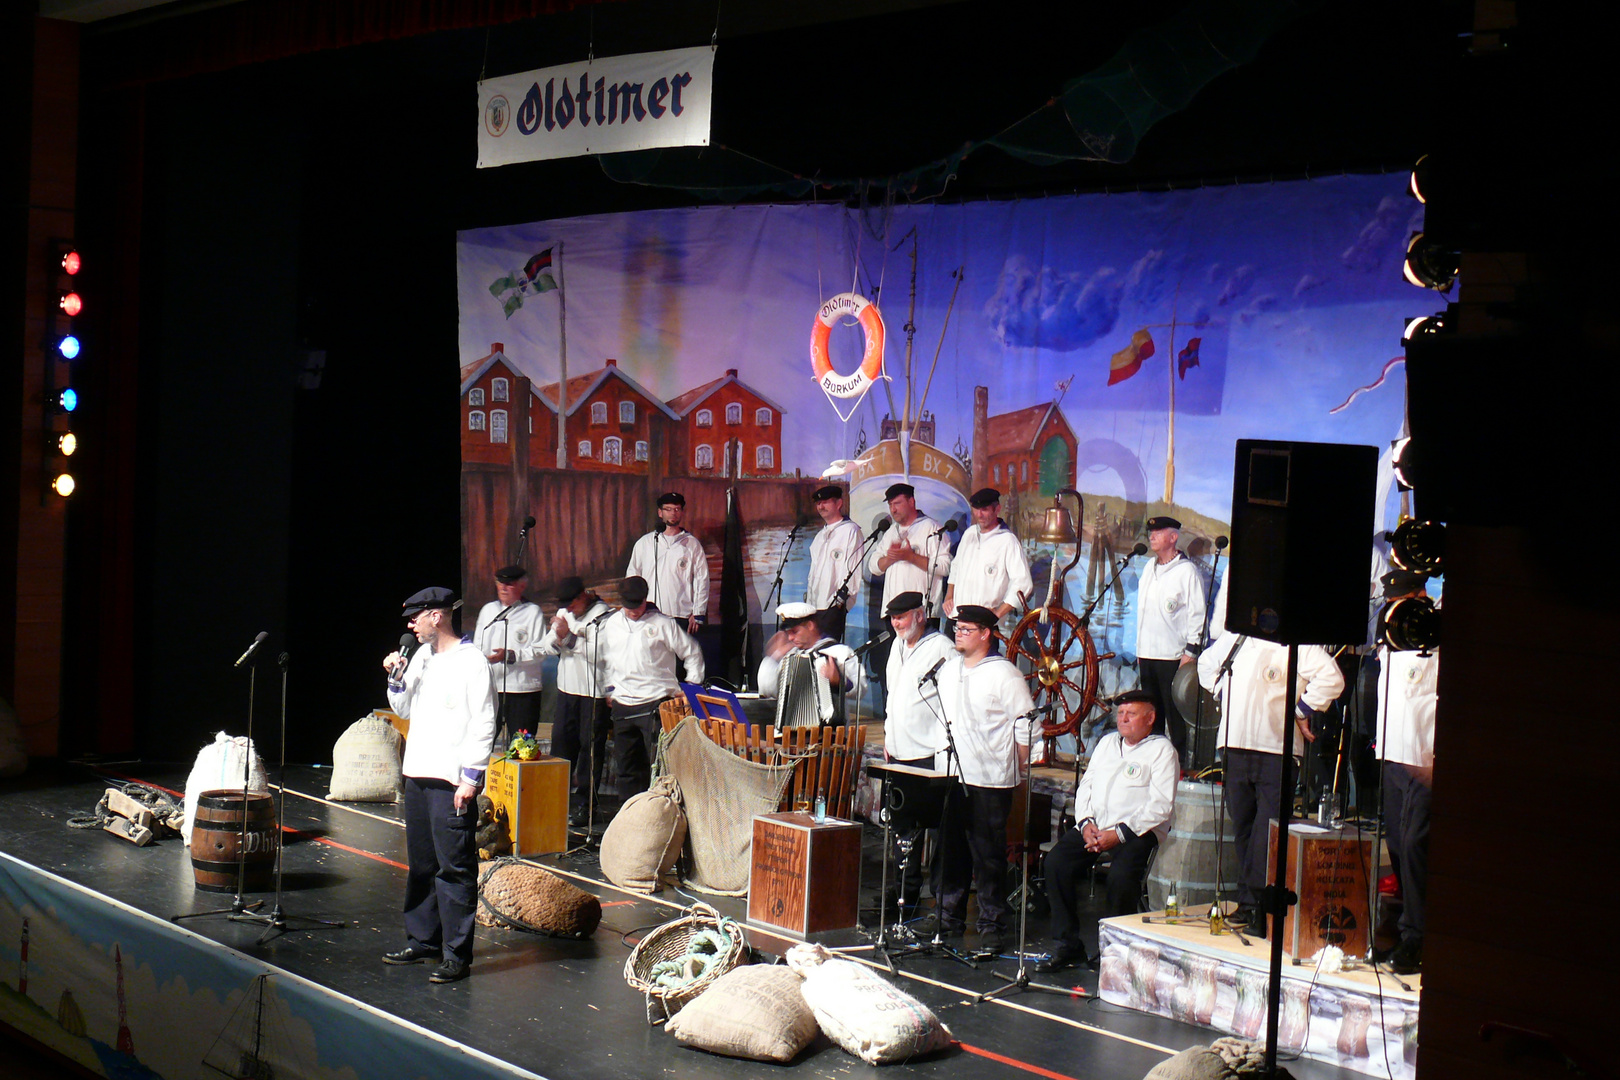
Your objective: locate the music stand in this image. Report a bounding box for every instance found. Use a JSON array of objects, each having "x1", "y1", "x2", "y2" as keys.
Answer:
[
  {"x1": 683, "y1": 682, "x2": 749, "y2": 730},
  {"x1": 864, "y1": 761, "x2": 977, "y2": 971}
]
